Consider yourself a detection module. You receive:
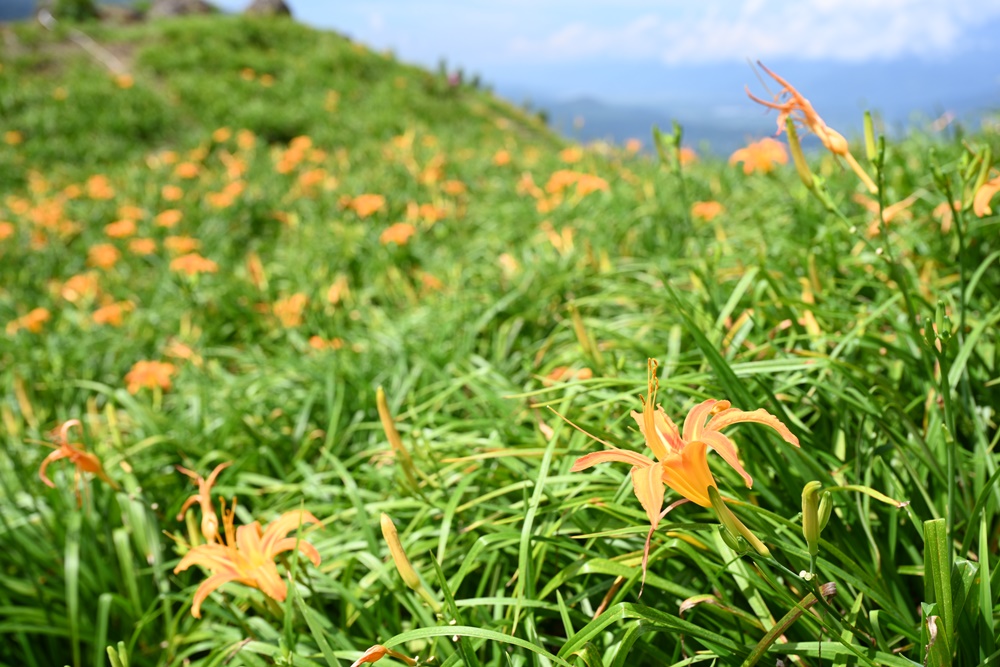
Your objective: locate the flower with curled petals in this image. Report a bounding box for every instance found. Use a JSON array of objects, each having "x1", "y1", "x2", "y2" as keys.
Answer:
[
  {"x1": 176, "y1": 462, "x2": 232, "y2": 544},
  {"x1": 173, "y1": 498, "x2": 322, "y2": 618},
  {"x1": 37, "y1": 419, "x2": 119, "y2": 506},
  {"x1": 571, "y1": 359, "x2": 799, "y2": 577}
]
